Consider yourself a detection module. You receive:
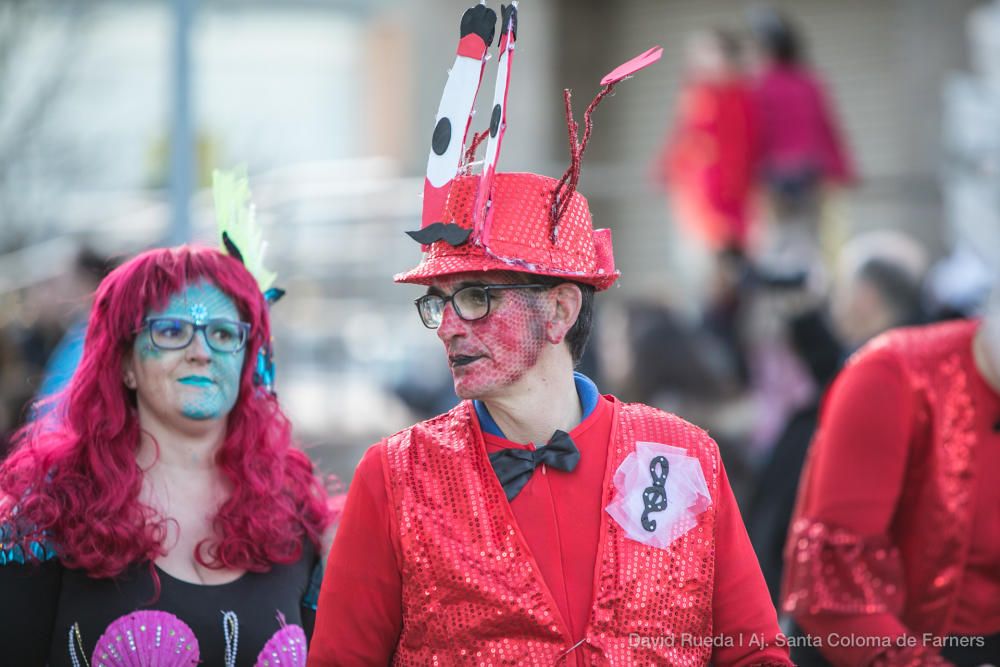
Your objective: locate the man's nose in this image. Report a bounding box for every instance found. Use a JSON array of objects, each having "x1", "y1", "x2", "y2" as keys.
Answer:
[{"x1": 436, "y1": 301, "x2": 467, "y2": 342}]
